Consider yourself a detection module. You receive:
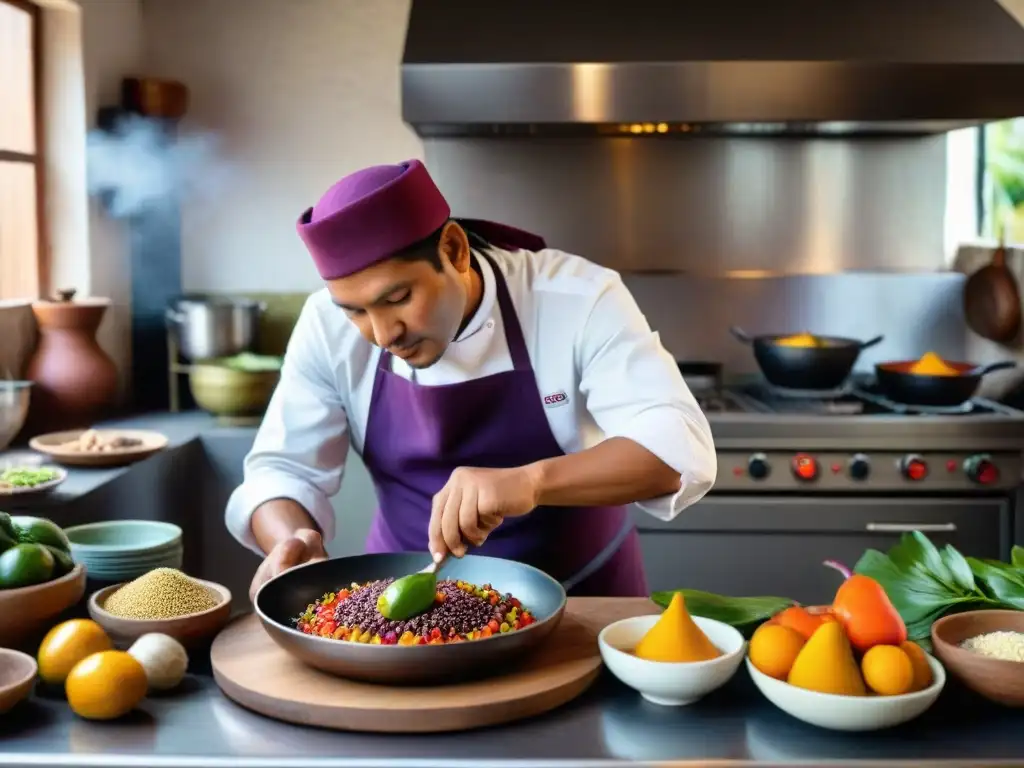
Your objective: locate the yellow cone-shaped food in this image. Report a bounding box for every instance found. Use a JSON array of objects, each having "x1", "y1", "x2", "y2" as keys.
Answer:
[
  {"x1": 634, "y1": 592, "x2": 722, "y2": 662},
  {"x1": 786, "y1": 620, "x2": 867, "y2": 696}
]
